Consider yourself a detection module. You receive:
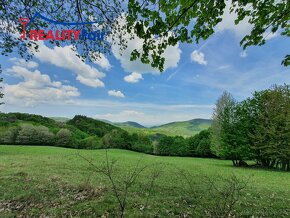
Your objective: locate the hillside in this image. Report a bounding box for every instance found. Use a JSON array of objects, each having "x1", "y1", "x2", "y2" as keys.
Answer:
[
  {"x1": 50, "y1": 117, "x2": 70, "y2": 122},
  {"x1": 114, "y1": 118, "x2": 212, "y2": 137},
  {"x1": 67, "y1": 115, "x2": 121, "y2": 137},
  {"x1": 0, "y1": 113, "x2": 124, "y2": 149},
  {"x1": 151, "y1": 118, "x2": 212, "y2": 137},
  {"x1": 114, "y1": 121, "x2": 145, "y2": 128},
  {"x1": 0, "y1": 113, "x2": 93, "y2": 146}
]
